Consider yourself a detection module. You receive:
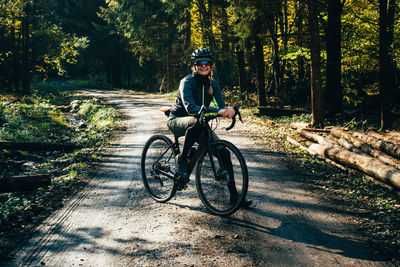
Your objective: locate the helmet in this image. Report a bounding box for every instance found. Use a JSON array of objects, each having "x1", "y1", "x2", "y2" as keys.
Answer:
[{"x1": 190, "y1": 48, "x2": 214, "y2": 65}]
